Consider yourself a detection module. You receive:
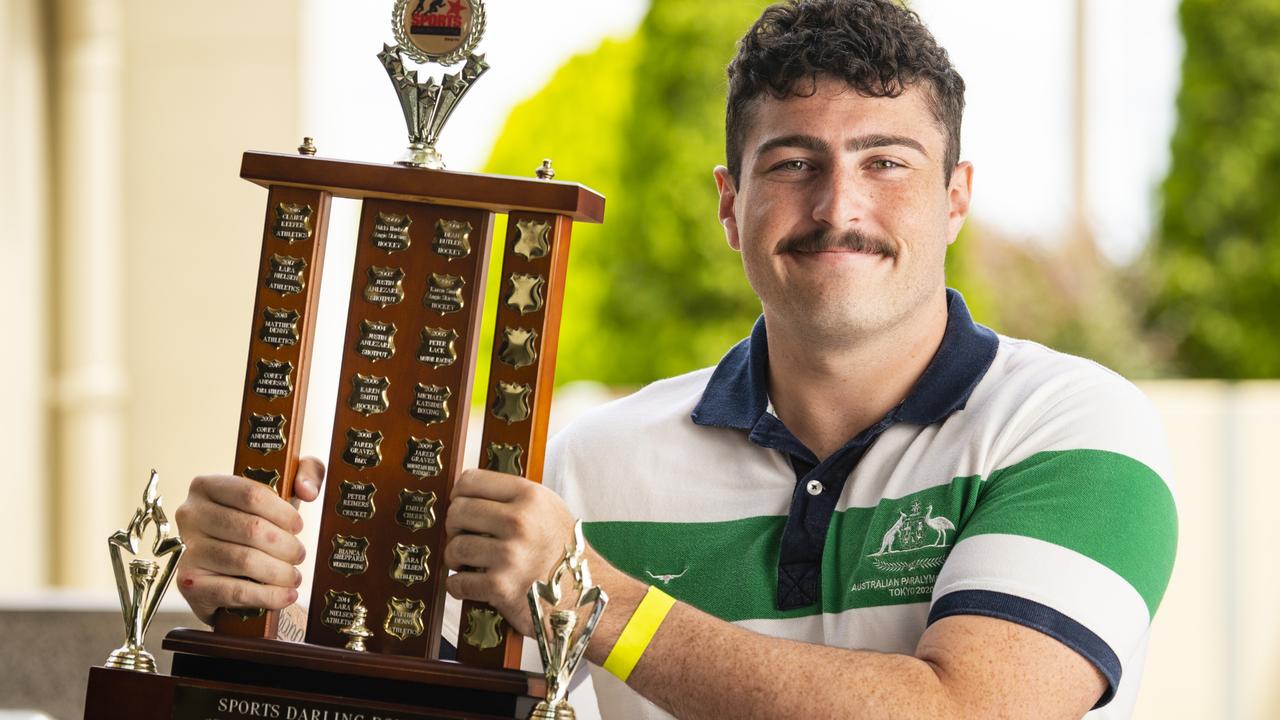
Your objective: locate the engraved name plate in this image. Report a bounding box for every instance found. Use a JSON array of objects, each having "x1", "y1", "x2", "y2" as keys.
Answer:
[
  {"x1": 404, "y1": 437, "x2": 444, "y2": 478},
  {"x1": 266, "y1": 255, "x2": 307, "y2": 296},
  {"x1": 491, "y1": 381, "x2": 532, "y2": 424},
  {"x1": 390, "y1": 543, "x2": 430, "y2": 587},
  {"x1": 329, "y1": 534, "x2": 370, "y2": 576},
  {"x1": 322, "y1": 589, "x2": 364, "y2": 631},
  {"x1": 372, "y1": 212, "x2": 412, "y2": 253},
  {"x1": 260, "y1": 307, "x2": 301, "y2": 348},
  {"x1": 385, "y1": 597, "x2": 426, "y2": 641},
  {"x1": 247, "y1": 414, "x2": 286, "y2": 455},
  {"x1": 342, "y1": 428, "x2": 384, "y2": 470},
  {"x1": 417, "y1": 327, "x2": 458, "y2": 369},
  {"x1": 410, "y1": 384, "x2": 451, "y2": 426},
  {"x1": 348, "y1": 374, "x2": 390, "y2": 416},
  {"x1": 513, "y1": 219, "x2": 551, "y2": 261},
  {"x1": 486, "y1": 442, "x2": 524, "y2": 476},
  {"x1": 424, "y1": 273, "x2": 465, "y2": 315},
  {"x1": 356, "y1": 320, "x2": 397, "y2": 361},
  {"x1": 337, "y1": 480, "x2": 377, "y2": 523},
  {"x1": 498, "y1": 327, "x2": 539, "y2": 369},
  {"x1": 506, "y1": 273, "x2": 546, "y2": 316},
  {"x1": 433, "y1": 219, "x2": 472, "y2": 260},
  {"x1": 243, "y1": 467, "x2": 281, "y2": 492},
  {"x1": 396, "y1": 489, "x2": 437, "y2": 531},
  {"x1": 364, "y1": 266, "x2": 406, "y2": 307},
  {"x1": 272, "y1": 203, "x2": 313, "y2": 244},
  {"x1": 252, "y1": 359, "x2": 295, "y2": 401}
]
